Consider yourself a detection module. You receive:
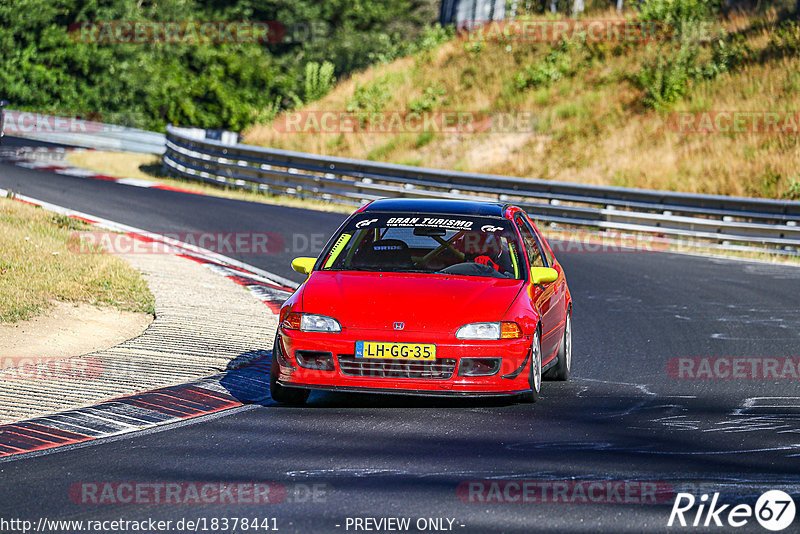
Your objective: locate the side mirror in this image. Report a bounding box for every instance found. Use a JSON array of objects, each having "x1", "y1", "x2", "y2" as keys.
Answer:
[
  {"x1": 291, "y1": 257, "x2": 316, "y2": 276},
  {"x1": 530, "y1": 267, "x2": 558, "y2": 285}
]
